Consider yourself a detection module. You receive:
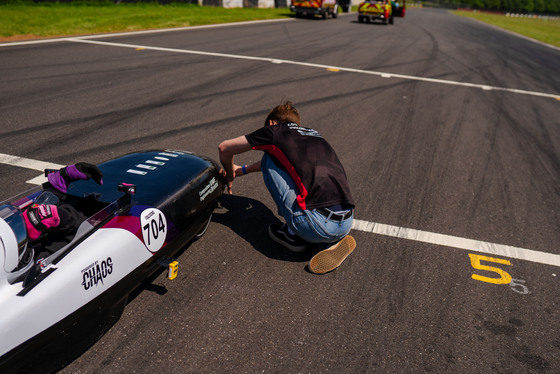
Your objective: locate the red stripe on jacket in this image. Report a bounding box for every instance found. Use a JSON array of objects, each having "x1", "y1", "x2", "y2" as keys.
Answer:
[{"x1": 253, "y1": 145, "x2": 309, "y2": 210}]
